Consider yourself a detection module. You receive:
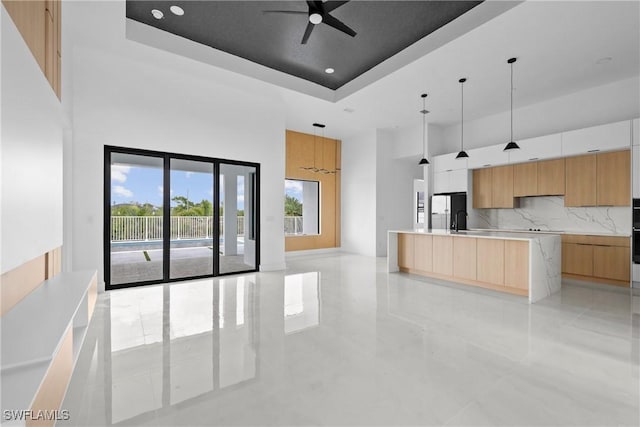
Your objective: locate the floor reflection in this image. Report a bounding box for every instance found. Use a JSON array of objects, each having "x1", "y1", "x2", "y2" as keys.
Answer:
[
  {"x1": 107, "y1": 276, "x2": 258, "y2": 424},
  {"x1": 284, "y1": 272, "x2": 321, "y2": 334}
]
